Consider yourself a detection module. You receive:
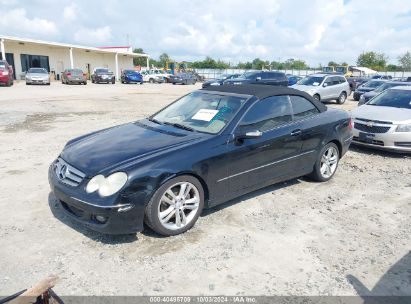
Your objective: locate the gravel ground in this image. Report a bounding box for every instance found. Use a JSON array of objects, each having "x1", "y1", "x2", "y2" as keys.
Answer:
[{"x1": 0, "y1": 82, "x2": 410, "y2": 296}]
